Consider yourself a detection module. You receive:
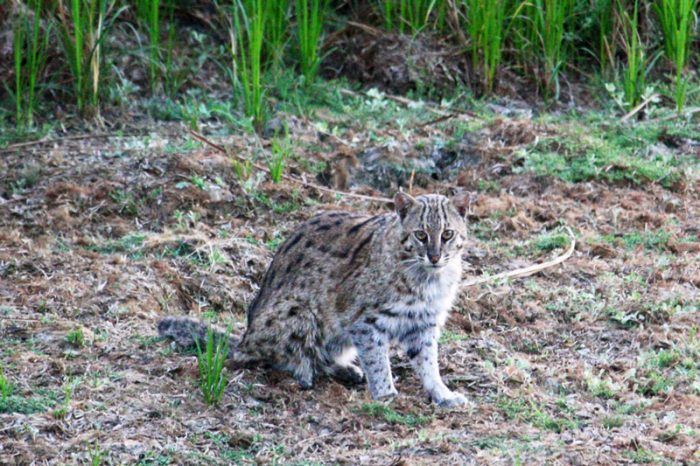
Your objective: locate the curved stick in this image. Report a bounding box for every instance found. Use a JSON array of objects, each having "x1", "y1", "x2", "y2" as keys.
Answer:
[{"x1": 461, "y1": 227, "x2": 576, "y2": 288}]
